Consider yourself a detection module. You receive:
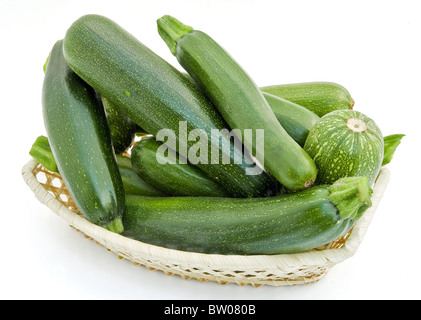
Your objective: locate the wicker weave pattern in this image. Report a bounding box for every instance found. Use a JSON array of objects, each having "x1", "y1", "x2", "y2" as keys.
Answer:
[{"x1": 22, "y1": 159, "x2": 390, "y2": 287}]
